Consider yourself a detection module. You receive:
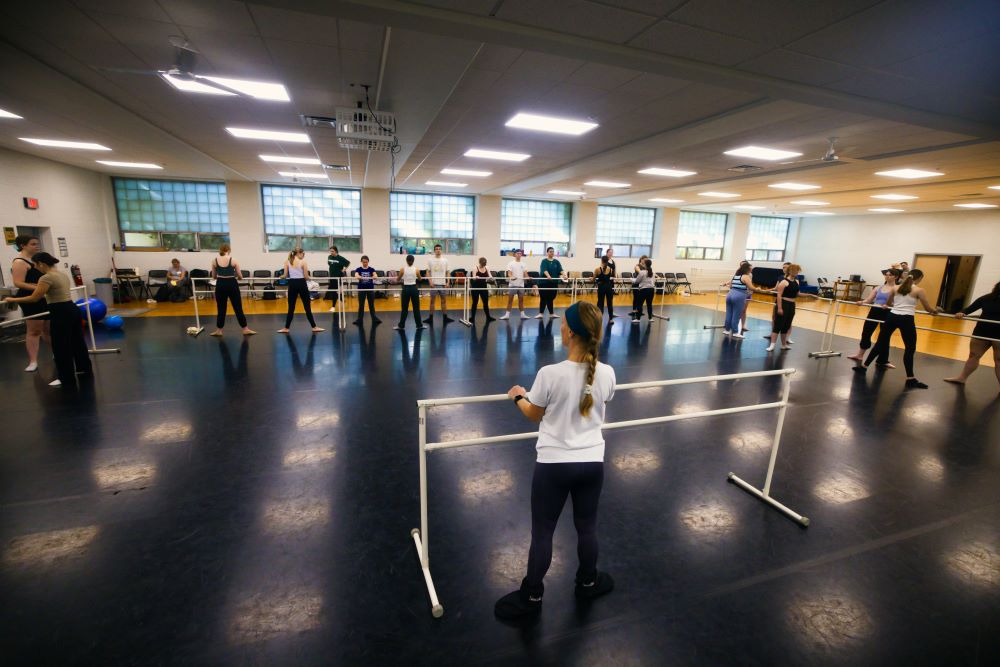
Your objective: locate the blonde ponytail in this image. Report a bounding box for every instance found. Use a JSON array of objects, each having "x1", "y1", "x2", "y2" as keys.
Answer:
[{"x1": 579, "y1": 337, "x2": 599, "y2": 417}]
